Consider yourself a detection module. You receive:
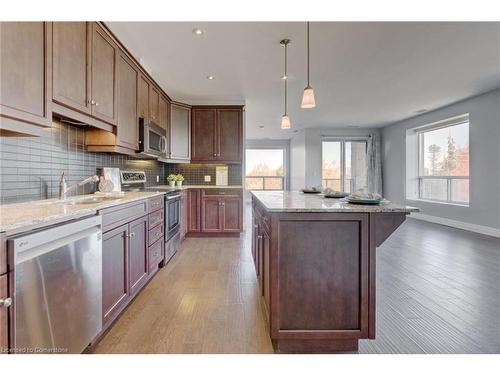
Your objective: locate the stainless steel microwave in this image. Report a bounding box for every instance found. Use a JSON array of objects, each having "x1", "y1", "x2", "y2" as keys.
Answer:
[{"x1": 138, "y1": 118, "x2": 167, "y2": 158}]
